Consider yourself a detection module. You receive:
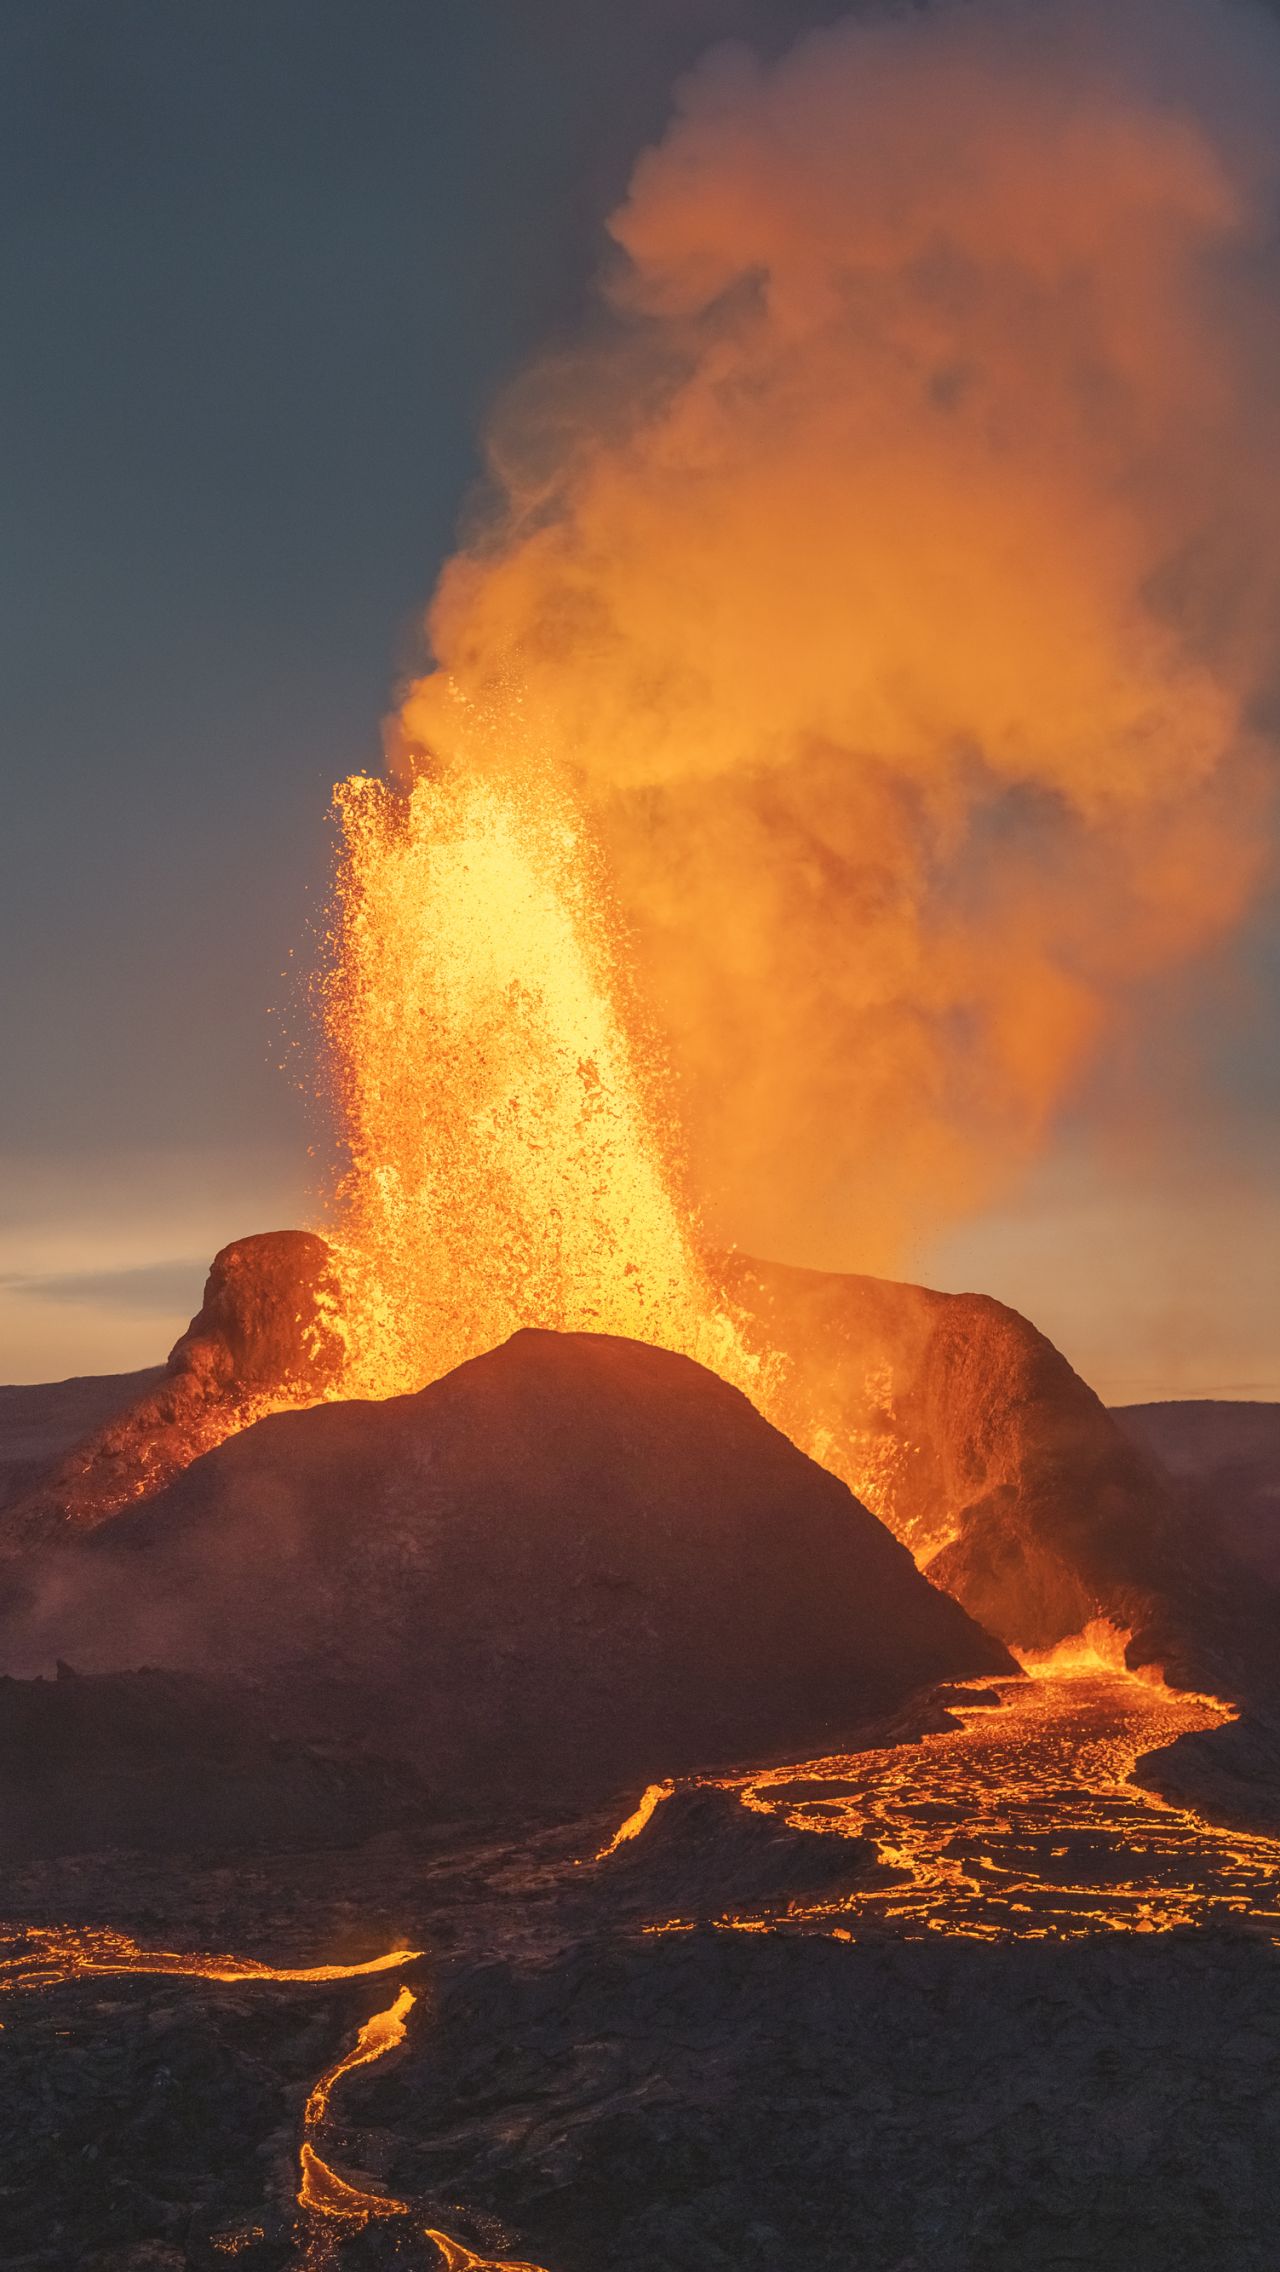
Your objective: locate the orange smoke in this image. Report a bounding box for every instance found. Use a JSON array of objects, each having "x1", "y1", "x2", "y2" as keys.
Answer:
[{"x1": 390, "y1": 0, "x2": 1278, "y2": 1271}]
